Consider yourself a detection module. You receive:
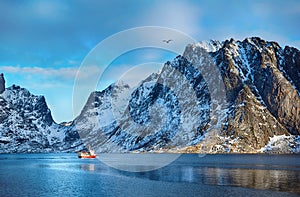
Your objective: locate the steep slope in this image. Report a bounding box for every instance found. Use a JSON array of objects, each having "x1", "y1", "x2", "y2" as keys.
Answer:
[
  {"x1": 183, "y1": 37, "x2": 300, "y2": 153},
  {"x1": 70, "y1": 55, "x2": 213, "y2": 153},
  {"x1": 0, "y1": 80, "x2": 82, "y2": 153},
  {"x1": 74, "y1": 37, "x2": 299, "y2": 153}
]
